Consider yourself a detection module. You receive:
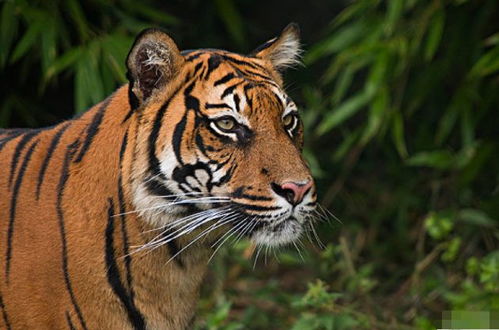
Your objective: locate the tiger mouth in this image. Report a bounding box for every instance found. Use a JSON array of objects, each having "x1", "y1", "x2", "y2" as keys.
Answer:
[{"x1": 247, "y1": 216, "x2": 304, "y2": 246}]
